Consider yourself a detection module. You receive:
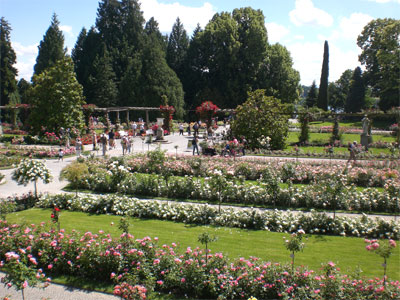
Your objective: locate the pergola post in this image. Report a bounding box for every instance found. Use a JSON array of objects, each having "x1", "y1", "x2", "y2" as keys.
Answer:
[
  {"x1": 126, "y1": 110, "x2": 130, "y2": 124},
  {"x1": 146, "y1": 110, "x2": 149, "y2": 128},
  {"x1": 116, "y1": 110, "x2": 120, "y2": 123}
]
